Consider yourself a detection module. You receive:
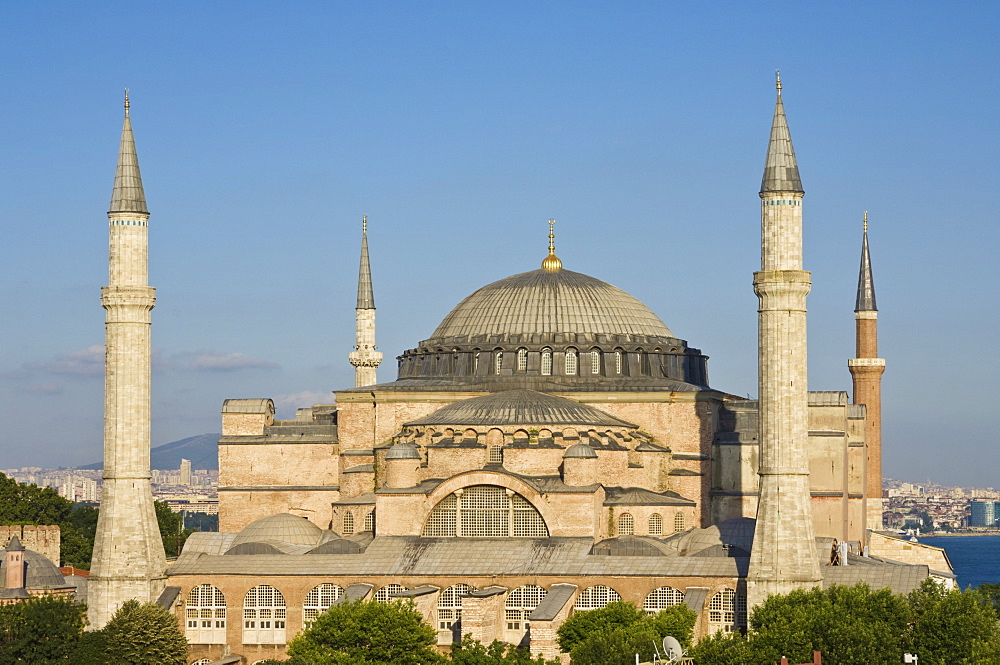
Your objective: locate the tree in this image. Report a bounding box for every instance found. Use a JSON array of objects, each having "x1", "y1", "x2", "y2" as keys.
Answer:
[
  {"x1": 154, "y1": 500, "x2": 192, "y2": 557},
  {"x1": 556, "y1": 601, "x2": 646, "y2": 652},
  {"x1": 101, "y1": 599, "x2": 188, "y2": 665},
  {"x1": 907, "y1": 579, "x2": 1000, "y2": 664},
  {"x1": 286, "y1": 599, "x2": 445, "y2": 665},
  {"x1": 450, "y1": 637, "x2": 559, "y2": 664},
  {"x1": 685, "y1": 631, "x2": 755, "y2": 665},
  {"x1": 555, "y1": 601, "x2": 696, "y2": 665},
  {"x1": 0, "y1": 594, "x2": 87, "y2": 665},
  {"x1": 569, "y1": 624, "x2": 661, "y2": 665}
]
